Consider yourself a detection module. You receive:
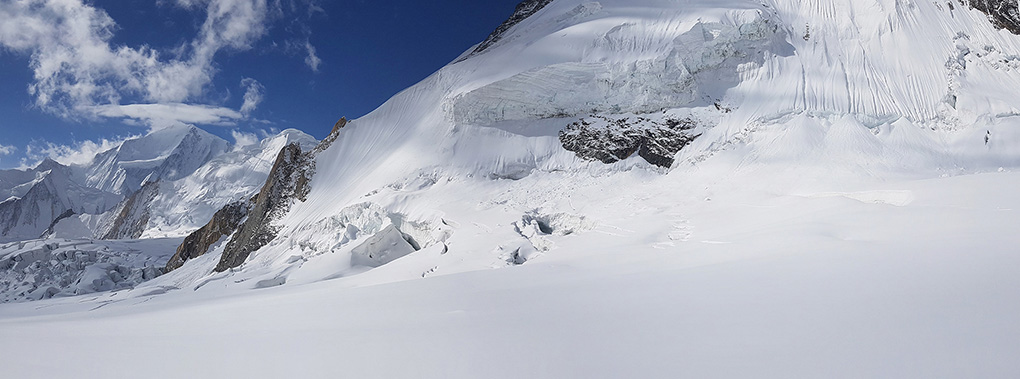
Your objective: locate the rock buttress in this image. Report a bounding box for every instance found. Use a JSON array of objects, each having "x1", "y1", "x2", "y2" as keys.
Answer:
[
  {"x1": 214, "y1": 143, "x2": 314, "y2": 272},
  {"x1": 164, "y1": 200, "x2": 249, "y2": 272}
]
